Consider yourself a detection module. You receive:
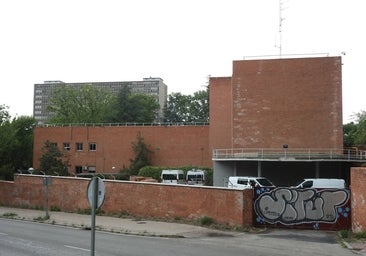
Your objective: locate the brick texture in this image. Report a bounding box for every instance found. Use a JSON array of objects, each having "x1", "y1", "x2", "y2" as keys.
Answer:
[
  {"x1": 351, "y1": 167, "x2": 366, "y2": 232},
  {"x1": 224, "y1": 57, "x2": 342, "y2": 149},
  {"x1": 0, "y1": 175, "x2": 253, "y2": 227},
  {"x1": 33, "y1": 125, "x2": 210, "y2": 174}
]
